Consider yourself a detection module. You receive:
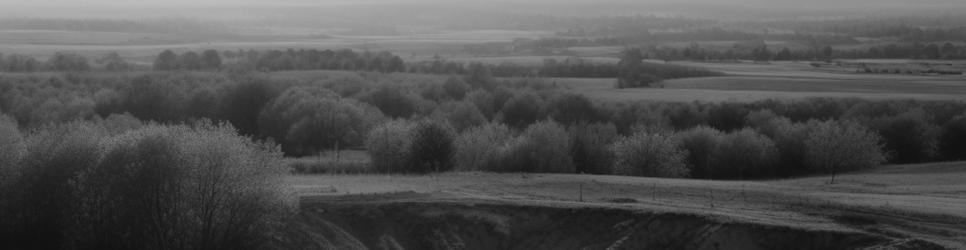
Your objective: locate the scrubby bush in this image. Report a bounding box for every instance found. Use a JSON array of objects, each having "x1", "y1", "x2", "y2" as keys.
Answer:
[
  {"x1": 419, "y1": 82, "x2": 447, "y2": 103},
  {"x1": 432, "y1": 101, "x2": 487, "y2": 132},
  {"x1": 409, "y1": 120, "x2": 456, "y2": 173},
  {"x1": 674, "y1": 126, "x2": 722, "y2": 179},
  {"x1": 443, "y1": 76, "x2": 470, "y2": 100},
  {"x1": 27, "y1": 95, "x2": 97, "y2": 126},
  {"x1": 98, "y1": 112, "x2": 145, "y2": 135},
  {"x1": 363, "y1": 84, "x2": 417, "y2": 119},
  {"x1": 0, "y1": 115, "x2": 24, "y2": 243},
  {"x1": 98, "y1": 52, "x2": 134, "y2": 72},
  {"x1": 710, "y1": 129, "x2": 777, "y2": 179},
  {"x1": 940, "y1": 115, "x2": 966, "y2": 161},
  {"x1": 766, "y1": 119, "x2": 814, "y2": 175},
  {"x1": 220, "y1": 76, "x2": 281, "y2": 136},
  {"x1": 610, "y1": 131, "x2": 689, "y2": 178},
  {"x1": 154, "y1": 50, "x2": 180, "y2": 71},
  {"x1": 453, "y1": 123, "x2": 513, "y2": 171},
  {"x1": 201, "y1": 49, "x2": 223, "y2": 70},
  {"x1": 744, "y1": 111, "x2": 817, "y2": 176},
  {"x1": 547, "y1": 94, "x2": 602, "y2": 125},
  {"x1": 47, "y1": 52, "x2": 91, "y2": 71},
  {"x1": 465, "y1": 62, "x2": 495, "y2": 90},
  {"x1": 121, "y1": 75, "x2": 182, "y2": 121},
  {"x1": 744, "y1": 110, "x2": 782, "y2": 134},
  {"x1": 3, "y1": 122, "x2": 105, "y2": 249},
  {"x1": 186, "y1": 87, "x2": 221, "y2": 119},
  {"x1": 259, "y1": 87, "x2": 384, "y2": 155},
  {"x1": 498, "y1": 120, "x2": 574, "y2": 173},
  {"x1": 707, "y1": 102, "x2": 750, "y2": 132},
  {"x1": 865, "y1": 110, "x2": 940, "y2": 163},
  {"x1": 805, "y1": 120, "x2": 886, "y2": 183},
  {"x1": 664, "y1": 103, "x2": 708, "y2": 130},
  {"x1": 498, "y1": 92, "x2": 543, "y2": 129},
  {"x1": 466, "y1": 89, "x2": 498, "y2": 119},
  {"x1": 609, "y1": 103, "x2": 672, "y2": 134},
  {"x1": 570, "y1": 122, "x2": 618, "y2": 174},
  {"x1": 366, "y1": 120, "x2": 414, "y2": 173},
  {"x1": 0, "y1": 115, "x2": 25, "y2": 176},
  {"x1": 1, "y1": 121, "x2": 290, "y2": 249},
  {"x1": 68, "y1": 122, "x2": 288, "y2": 249}
]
